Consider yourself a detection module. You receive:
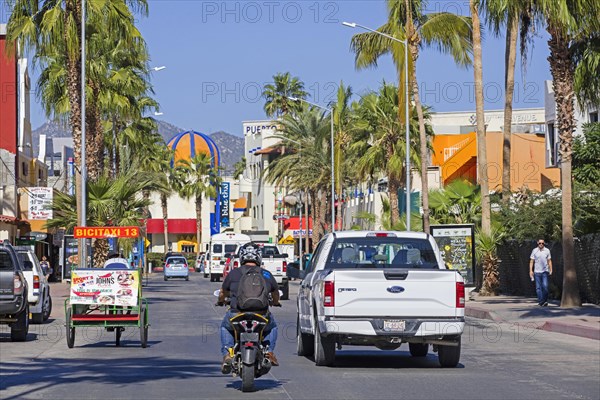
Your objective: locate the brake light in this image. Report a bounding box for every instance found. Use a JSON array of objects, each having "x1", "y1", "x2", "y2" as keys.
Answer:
[
  {"x1": 233, "y1": 261, "x2": 239, "y2": 269},
  {"x1": 33, "y1": 275, "x2": 40, "y2": 290},
  {"x1": 456, "y1": 282, "x2": 465, "y2": 308},
  {"x1": 282, "y1": 261, "x2": 287, "y2": 273},
  {"x1": 166, "y1": 264, "x2": 170, "y2": 269},
  {"x1": 367, "y1": 232, "x2": 397, "y2": 238},
  {"x1": 323, "y1": 281, "x2": 335, "y2": 307},
  {"x1": 13, "y1": 274, "x2": 24, "y2": 295}
]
